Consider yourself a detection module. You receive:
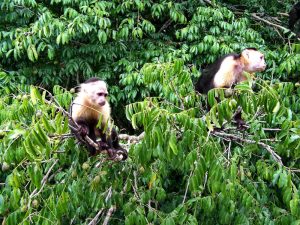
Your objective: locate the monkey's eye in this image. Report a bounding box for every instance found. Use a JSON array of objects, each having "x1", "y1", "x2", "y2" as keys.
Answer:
[
  {"x1": 97, "y1": 92, "x2": 108, "y2": 97},
  {"x1": 260, "y1": 56, "x2": 264, "y2": 60}
]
